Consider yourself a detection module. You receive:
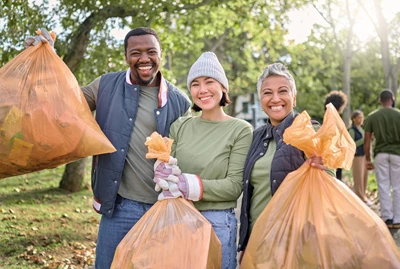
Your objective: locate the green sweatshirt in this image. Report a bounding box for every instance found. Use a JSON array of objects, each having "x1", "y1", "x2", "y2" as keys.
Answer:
[{"x1": 170, "y1": 116, "x2": 253, "y2": 210}]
